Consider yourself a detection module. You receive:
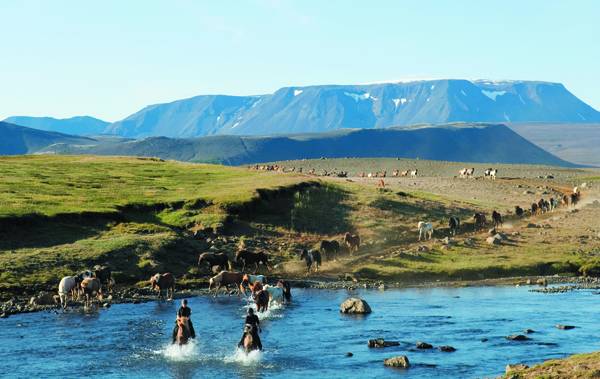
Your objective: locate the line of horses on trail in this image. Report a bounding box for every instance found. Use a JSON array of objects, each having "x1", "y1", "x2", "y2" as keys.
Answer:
[{"x1": 58, "y1": 266, "x2": 115, "y2": 308}]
